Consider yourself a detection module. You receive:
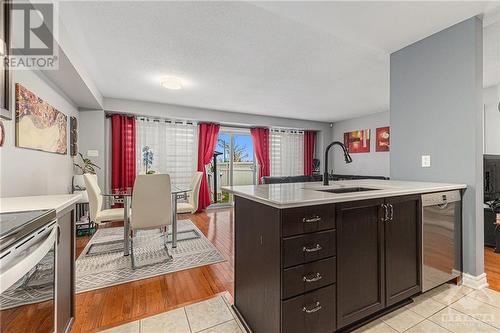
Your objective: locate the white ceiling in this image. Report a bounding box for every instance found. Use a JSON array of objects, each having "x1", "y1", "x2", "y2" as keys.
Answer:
[{"x1": 59, "y1": 1, "x2": 499, "y2": 122}]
